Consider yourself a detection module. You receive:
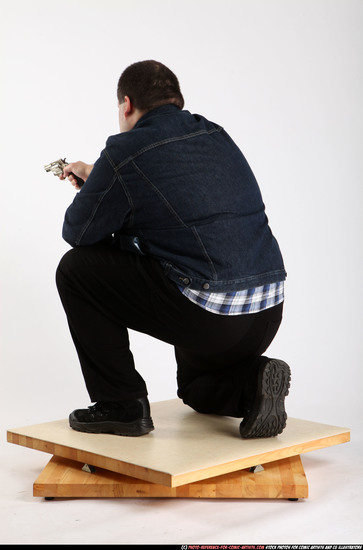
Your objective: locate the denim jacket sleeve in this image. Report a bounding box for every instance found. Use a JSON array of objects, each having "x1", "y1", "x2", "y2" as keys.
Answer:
[{"x1": 62, "y1": 146, "x2": 131, "y2": 247}]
